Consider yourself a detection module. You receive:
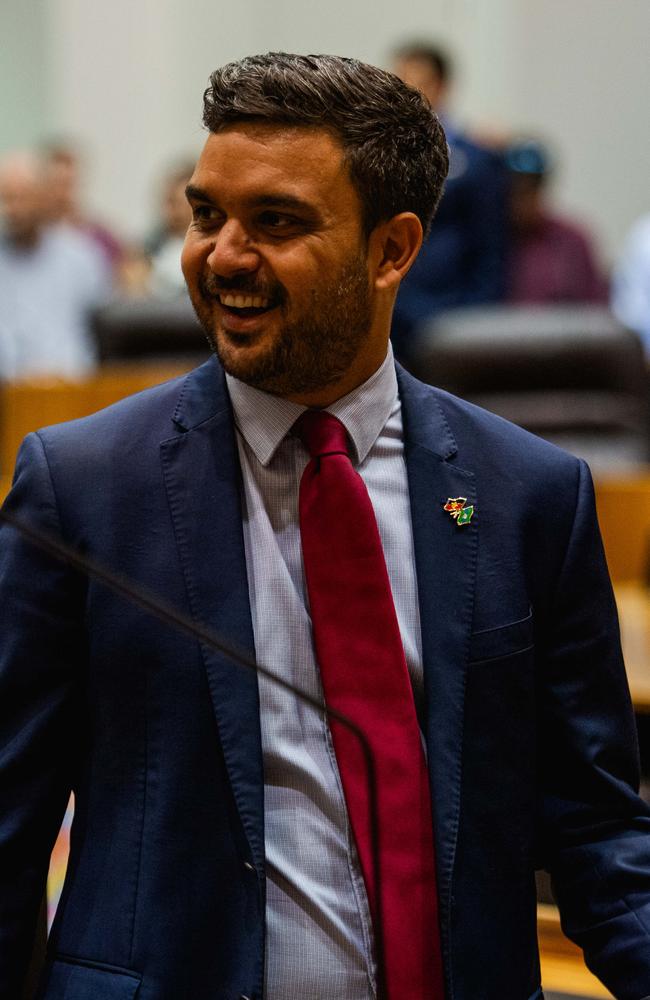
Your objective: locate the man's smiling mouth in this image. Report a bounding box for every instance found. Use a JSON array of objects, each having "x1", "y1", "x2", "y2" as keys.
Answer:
[
  {"x1": 219, "y1": 293, "x2": 271, "y2": 309},
  {"x1": 198, "y1": 274, "x2": 284, "y2": 319},
  {"x1": 210, "y1": 290, "x2": 281, "y2": 319}
]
